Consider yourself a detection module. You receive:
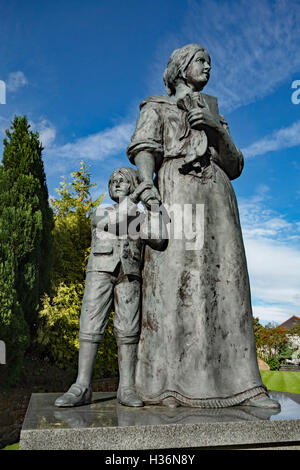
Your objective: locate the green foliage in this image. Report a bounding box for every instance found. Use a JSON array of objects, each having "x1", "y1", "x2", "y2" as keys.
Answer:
[
  {"x1": 0, "y1": 116, "x2": 53, "y2": 329},
  {"x1": 266, "y1": 356, "x2": 281, "y2": 371},
  {"x1": 0, "y1": 116, "x2": 53, "y2": 384},
  {"x1": 37, "y1": 162, "x2": 118, "y2": 378},
  {"x1": 278, "y1": 347, "x2": 294, "y2": 361},
  {"x1": 289, "y1": 323, "x2": 300, "y2": 336},
  {"x1": 253, "y1": 317, "x2": 264, "y2": 352},
  {"x1": 253, "y1": 317, "x2": 289, "y2": 364},
  {"x1": 0, "y1": 254, "x2": 30, "y2": 385},
  {"x1": 38, "y1": 282, "x2": 84, "y2": 368}
]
